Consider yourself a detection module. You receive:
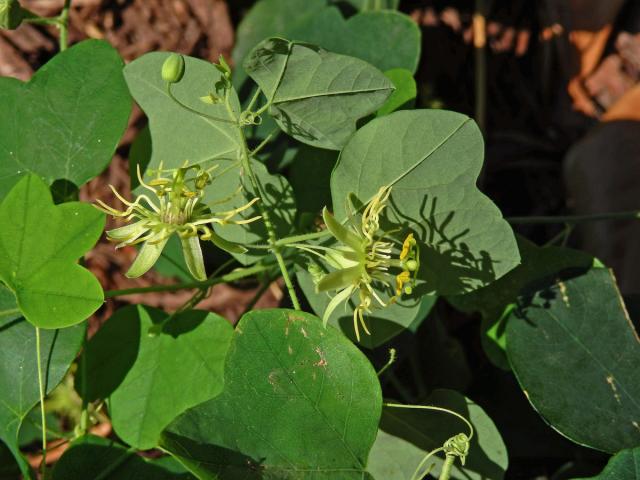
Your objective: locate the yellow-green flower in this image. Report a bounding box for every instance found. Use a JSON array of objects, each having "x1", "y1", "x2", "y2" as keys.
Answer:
[
  {"x1": 95, "y1": 162, "x2": 259, "y2": 280},
  {"x1": 306, "y1": 186, "x2": 419, "y2": 341}
]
